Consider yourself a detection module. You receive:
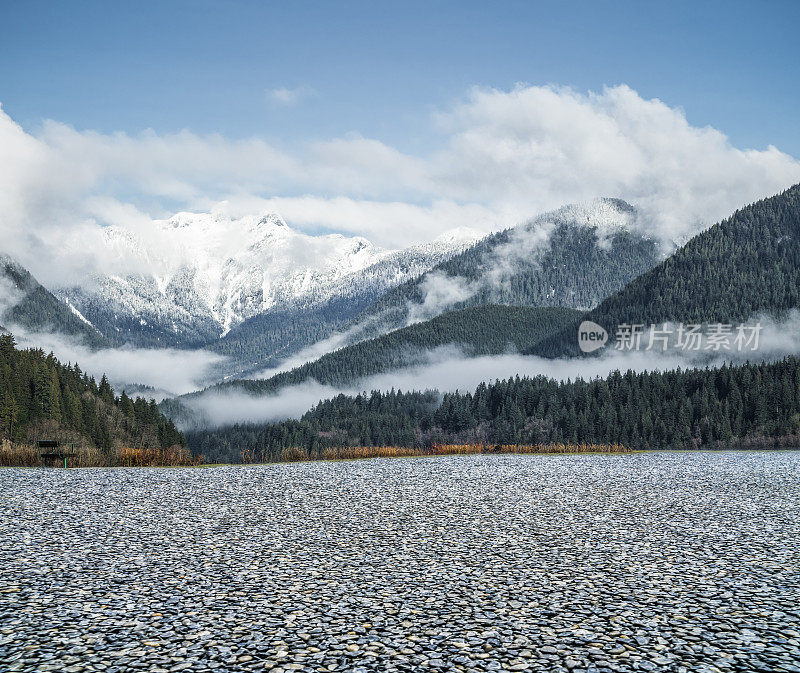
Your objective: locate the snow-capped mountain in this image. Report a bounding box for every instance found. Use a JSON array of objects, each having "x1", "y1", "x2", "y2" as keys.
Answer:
[
  {"x1": 524, "y1": 197, "x2": 639, "y2": 237},
  {"x1": 54, "y1": 211, "x2": 482, "y2": 348},
  {"x1": 347, "y1": 197, "x2": 663, "y2": 335}
]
